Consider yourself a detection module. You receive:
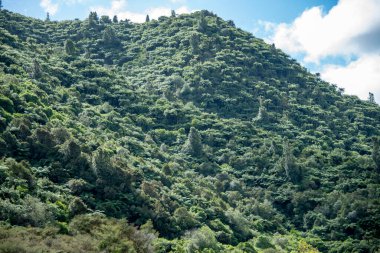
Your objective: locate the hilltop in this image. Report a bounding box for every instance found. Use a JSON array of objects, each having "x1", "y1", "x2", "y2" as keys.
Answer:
[{"x1": 0, "y1": 9, "x2": 380, "y2": 252}]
